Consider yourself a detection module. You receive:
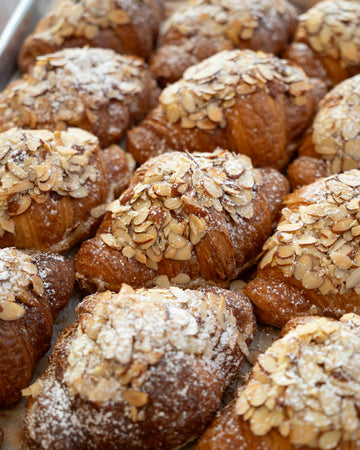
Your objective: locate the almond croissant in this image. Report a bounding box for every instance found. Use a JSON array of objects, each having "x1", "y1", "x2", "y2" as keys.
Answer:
[
  {"x1": 75, "y1": 149, "x2": 289, "y2": 294},
  {"x1": 150, "y1": 0, "x2": 297, "y2": 86},
  {"x1": 18, "y1": 0, "x2": 164, "y2": 73},
  {"x1": 23, "y1": 283, "x2": 255, "y2": 449},
  {"x1": 127, "y1": 49, "x2": 321, "y2": 169},
  {"x1": 0, "y1": 247, "x2": 74, "y2": 407},
  {"x1": 0, "y1": 127, "x2": 134, "y2": 253},
  {"x1": 284, "y1": 1, "x2": 360, "y2": 89},
  {"x1": 246, "y1": 170, "x2": 360, "y2": 328},
  {"x1": 288, "y1": 74, "x2": 360, "y2": 190},
  {"x1": 0, "y1": 47, "x2": 159, "y2": 148},
  {"x1": 197, "y1": 314, "x2": 360, "y2": 450}
]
